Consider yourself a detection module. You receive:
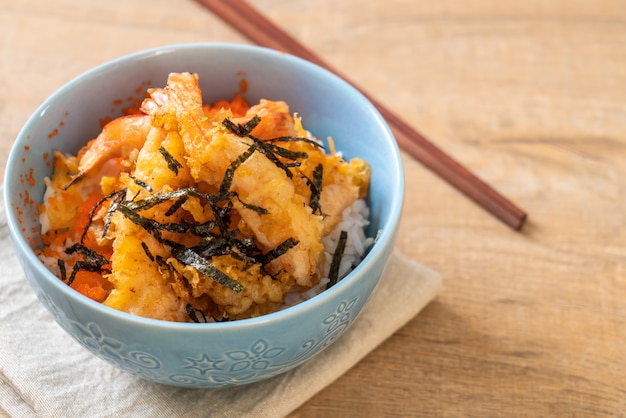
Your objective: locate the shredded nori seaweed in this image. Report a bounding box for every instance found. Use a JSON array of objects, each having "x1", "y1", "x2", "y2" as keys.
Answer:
[
  {"x1": 221, "y1": 117, "x2": 322, "y2": 180},
  {"x1": 263, "y1": 143, "x2": 308, "y2": 161},
  {"x1": 218, "y1": 143, "x2": 257, "y2": 196},
  {"x1": 268, "y1": 135, "x2": 325, "y2": 150},
  {"x1": 63, "y1": 172, "x2": 85, "y2": 190},
  {"x1": 155, "y1": 254, "x2": 170, "y2": 271},
  {"x1": 66, "y1": 261, "x2": 106, "y2": 286},
  {"x1": 158, "y1": 146, "x2": 184, "y2": 175},
  {"x1": 80, "y1": 189, "x2": 125, "y2": 243},
  {"x1": 141, "y1": 242, "x2": 155, "y2": 262},
  {"x1": 253, "y1": 140, "x2": 296, "y2": 179},
  {"x1": 172, "y1": 246, "x2": 244, "y2": 293},
  {"x1": 260, "y1": 237, "x2": 299, "y2": 265},
  {"x1": 234, "y1": 193, "x2": 269, "y2": 215},
  {"x1": 327, "y1": 230, "x2": 348, "y2": 288},
  {"x1": 164, "y1": 195, "x2": 188, "y2": 217},
  {"x1": 186, "y1": 303, "x2": 209, "y2": 323},
  {"x1": 132, "y1": 176, "x2": 153, "y2": 192},
  {"x1": 111, "y1": 199, "x2": 245, "y2": 293},
  {"x1": 116, "y1": 204, "x2": 164, "y2": 240},
  {"x1": 124, "y1": 188, "x2": 196, "y2": 212},
  {"x1": 65, "y1": 243, "x2": 109, "y2": 269},
  {"x1": 102, "y1": 190, "x2": 127, "y2": 238},
  {"x1": 304, "y1": 163, "x2": 323, "y2": 215},
  {"x1": 58, "y1": 259, "x2": 67, "y2": 282},
  {"x1": 222, "y1": 115, "x2": 261, "y2": 136},
  {"x1": 63, "y1": 243, "x2": 111, "y2": 286}
]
